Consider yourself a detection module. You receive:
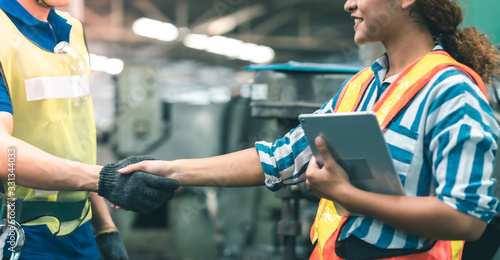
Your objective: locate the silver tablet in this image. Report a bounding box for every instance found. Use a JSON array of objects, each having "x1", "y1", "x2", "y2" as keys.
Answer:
[{"x1": 299, "y1": 112, "x2": 405, "y2": 196}]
